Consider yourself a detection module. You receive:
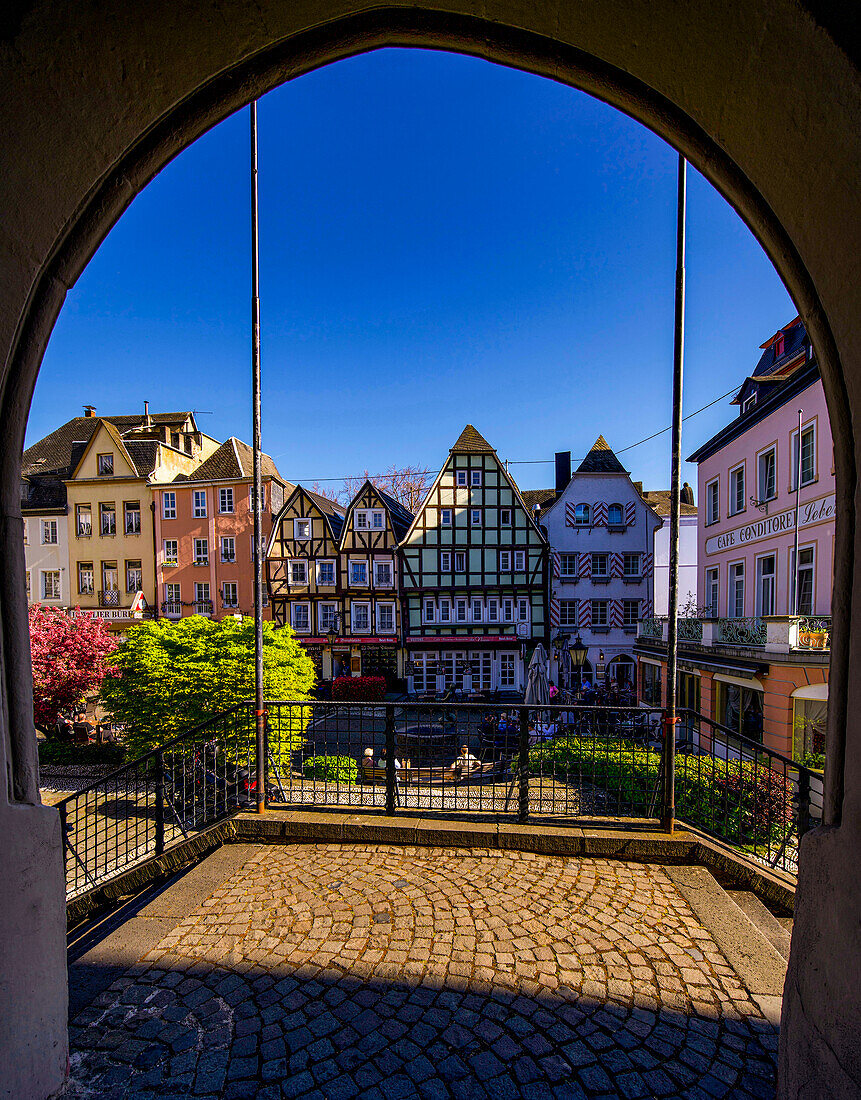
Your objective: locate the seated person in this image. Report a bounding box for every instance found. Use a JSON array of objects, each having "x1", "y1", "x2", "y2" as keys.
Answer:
[
  {"x1": 362, "y1": 747, "x2": 376, "y2": 770},
  {"x1": 55, "y1": 715, "x2": 74, "y2": 742},
  {"x1": 72, "y1": 712, "x2": 95, "y2": 743},
  {"x1": 376, "y1": 747, "x2": 401, "y2": 770},
  {"x1": 450, "y1": 745, "x2": 480, "y2": 775}
]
